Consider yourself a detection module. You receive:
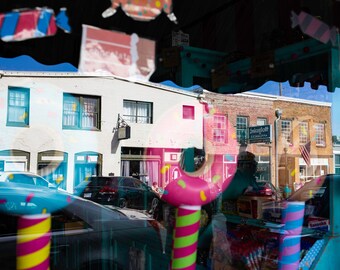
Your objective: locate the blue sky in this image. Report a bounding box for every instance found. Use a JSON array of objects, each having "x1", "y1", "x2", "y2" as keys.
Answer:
[{"x1": 250, "y1": 81, "x2": 340, "y2": 136}]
